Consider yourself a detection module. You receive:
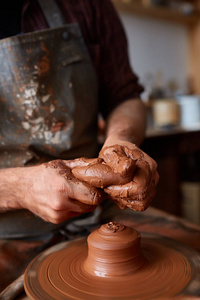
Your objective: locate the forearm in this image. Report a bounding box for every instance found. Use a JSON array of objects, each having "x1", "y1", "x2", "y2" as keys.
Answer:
[
  {"x1": 0, "y1": 167, "x2": 26, "y2": 211},
  {"x1": 103, "y1": 98, "x2": 147, "y2": 147}
]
